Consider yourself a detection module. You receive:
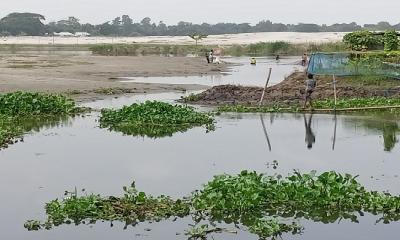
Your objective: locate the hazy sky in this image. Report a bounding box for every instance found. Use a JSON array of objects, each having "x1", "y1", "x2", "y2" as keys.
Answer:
[{"x1": 1, "y1": 0, "x2": 399, "y2": 25}]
